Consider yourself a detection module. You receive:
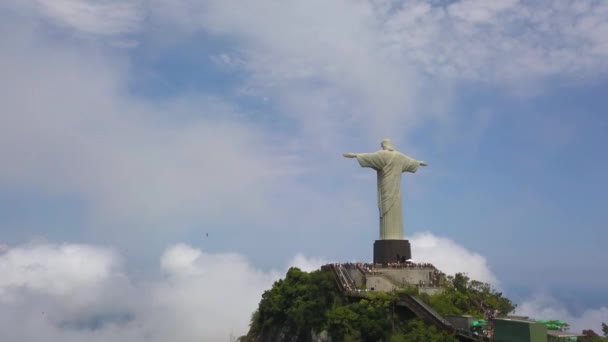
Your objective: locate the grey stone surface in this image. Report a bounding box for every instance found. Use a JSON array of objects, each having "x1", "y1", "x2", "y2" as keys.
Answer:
[
  {"x1": 364, "y1": 269, "x2": 444, "y2": 295},
  {"x1": 344, "y1": 139, "x2": 427, "y2": 239},
  {"x1": 345, "y1": 268, "x2": 365, "y2": 288},
  {"x1": 366, "y1": 274, "x2": 397, "y2": 292}
]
